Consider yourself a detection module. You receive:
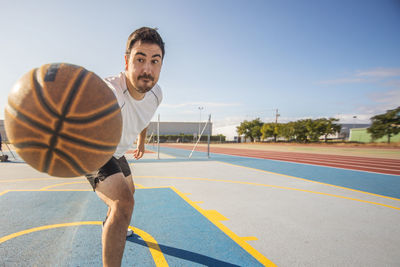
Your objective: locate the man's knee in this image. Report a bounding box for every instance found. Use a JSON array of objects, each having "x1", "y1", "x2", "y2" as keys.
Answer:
[
  {"x1": 94, "y1": 173, "x2": 134, "y2": 222},
  {"x1": 112, "y1": 191, "x2": 134, "y2": 222}
]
